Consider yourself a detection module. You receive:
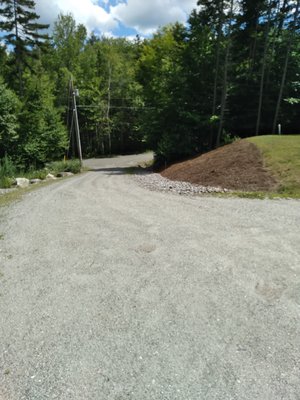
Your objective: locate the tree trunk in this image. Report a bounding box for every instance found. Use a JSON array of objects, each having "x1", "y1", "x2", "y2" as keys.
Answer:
[
  {"x1": 13, "y1": 0, "x2": 22, "y2": 95},
  {"x1": 216, "y1": 0, "x2": 234, "y2": 148},
  {"x1": 212, "y1": 0, "x2": 224, "y2": 116},
  {"x1": 272, "y1": 0, "x2": 300, "y2": 134},
  {"x1": 278, "y1": 0, "x2": 289, "y2": 32},
  {"x1": 255, "y1": 0, "x2": 272, "y2": 136}
]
